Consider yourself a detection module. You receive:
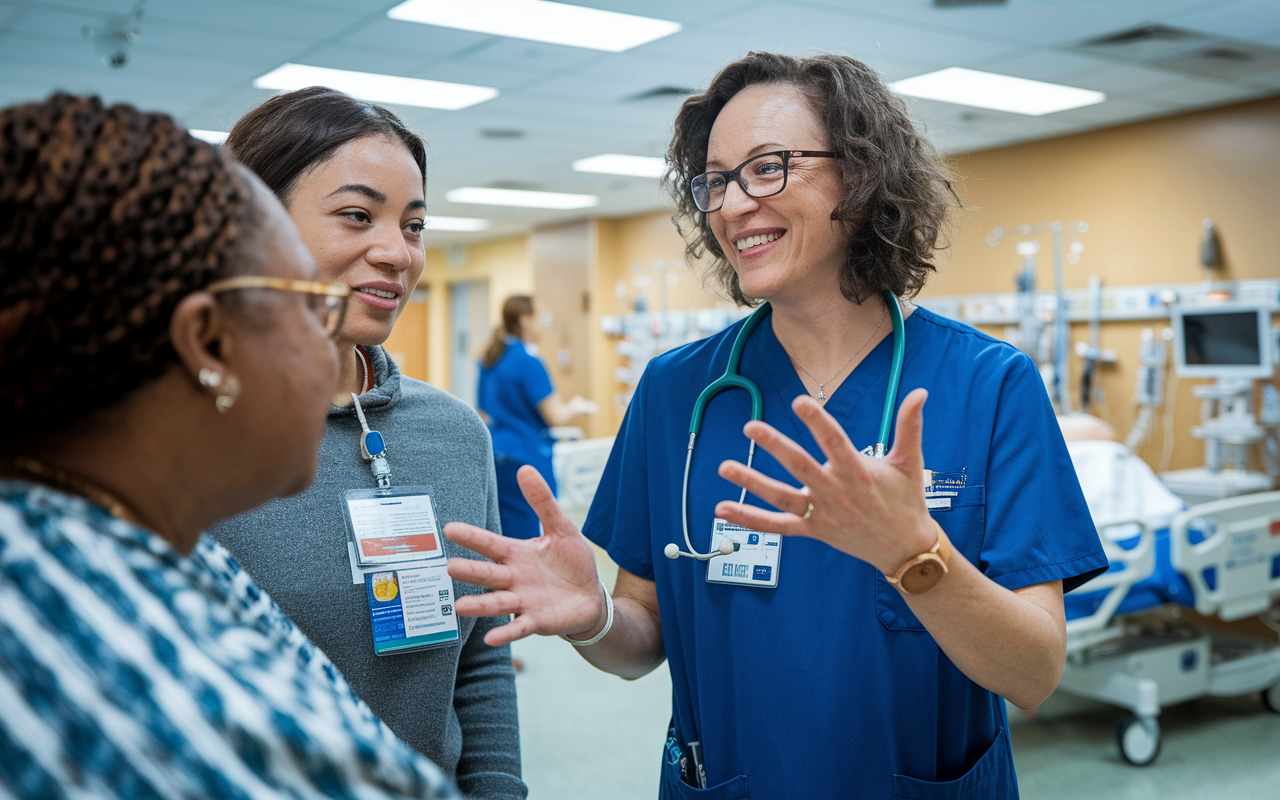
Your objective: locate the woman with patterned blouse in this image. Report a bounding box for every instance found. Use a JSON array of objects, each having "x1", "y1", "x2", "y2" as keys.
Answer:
[{"x1": 0, "y1": 93, "x2": 460, "y2": 800}]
